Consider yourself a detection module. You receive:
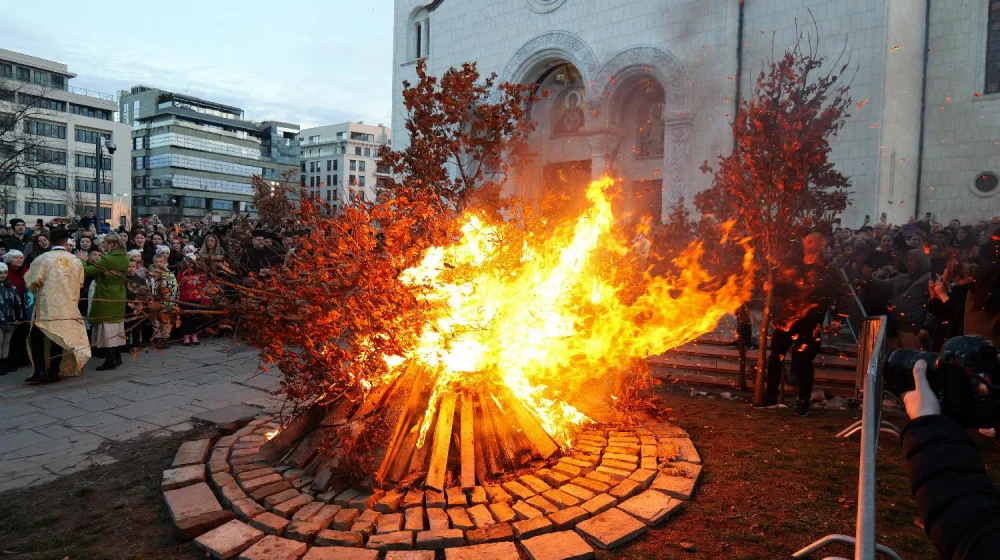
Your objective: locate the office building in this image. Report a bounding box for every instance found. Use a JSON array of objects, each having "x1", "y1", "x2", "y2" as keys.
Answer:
[
  {"x1": 120, "y1": 86, "x2": 300, "y2": 222},
  {"x1": 297, "y1": 122, "x2": 391, "y2": 209},
  {"x1": 0, "y1": 48, "x2": 131, "y2": 225}
]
